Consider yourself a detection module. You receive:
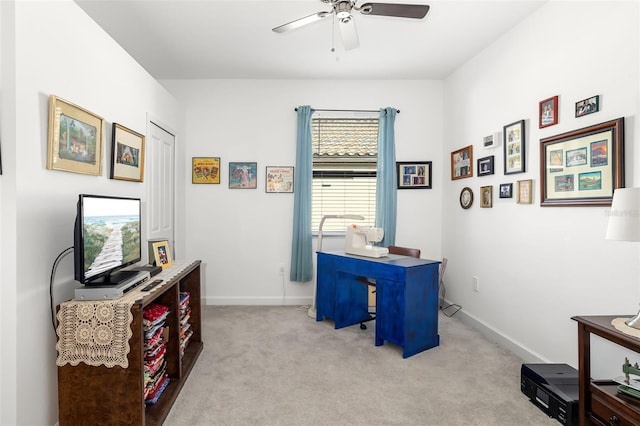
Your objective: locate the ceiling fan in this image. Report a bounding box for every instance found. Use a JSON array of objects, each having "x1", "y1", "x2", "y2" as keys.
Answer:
[{"x1": 272, "y1": 0, "x2": 430, "y2": 51}]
